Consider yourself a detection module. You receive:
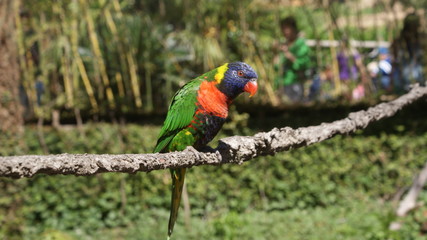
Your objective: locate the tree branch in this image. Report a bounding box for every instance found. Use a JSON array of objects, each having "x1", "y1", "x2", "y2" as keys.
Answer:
[
  {"x1": 389, "y1": 160, "x2": 427, "y2": 231},
  {"x1": 396, "y1": 161, "x2": 427, "y2": 217},
  {"x1": 1, "y1": 85, "x2": 426, "y2": 179}
]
